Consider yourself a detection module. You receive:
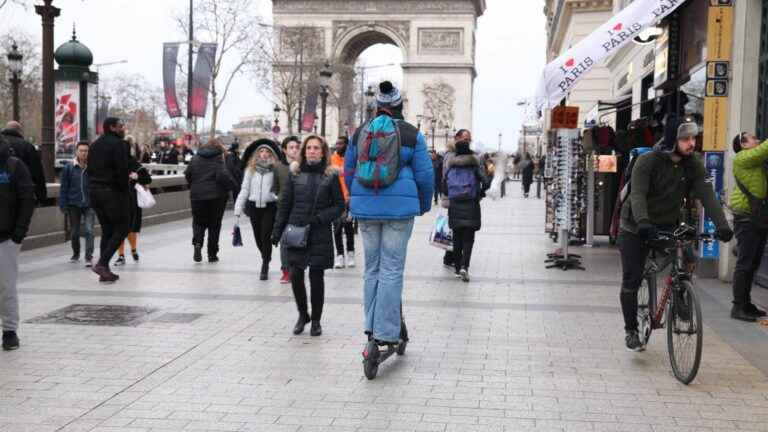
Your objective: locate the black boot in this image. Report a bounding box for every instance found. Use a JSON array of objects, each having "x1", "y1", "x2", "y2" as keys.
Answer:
[
  {"x1": 260, "y1": 261, "x2": 269, "y2": 280},
  {"x1": 293, "y1": 313, "x2": 310, "y2": 335},
  {"x1": 310, "y1": 320, "x2": 322, "y2": 336},
  {"x1": 193, "y1": 244, "x2": 202, "y2": 263},
  {"x1": 731, "y1": 304, "x2": 757, "y2": 322}
]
